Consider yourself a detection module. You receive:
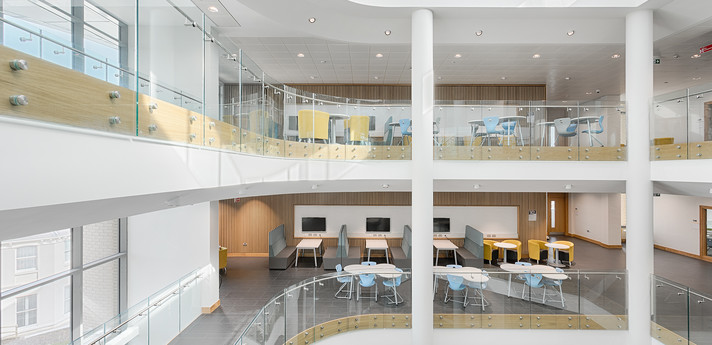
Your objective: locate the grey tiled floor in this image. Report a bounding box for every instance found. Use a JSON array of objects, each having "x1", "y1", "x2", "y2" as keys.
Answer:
[{"x1": 169, "y1": 236, "x2": 712, "y2": 345}]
